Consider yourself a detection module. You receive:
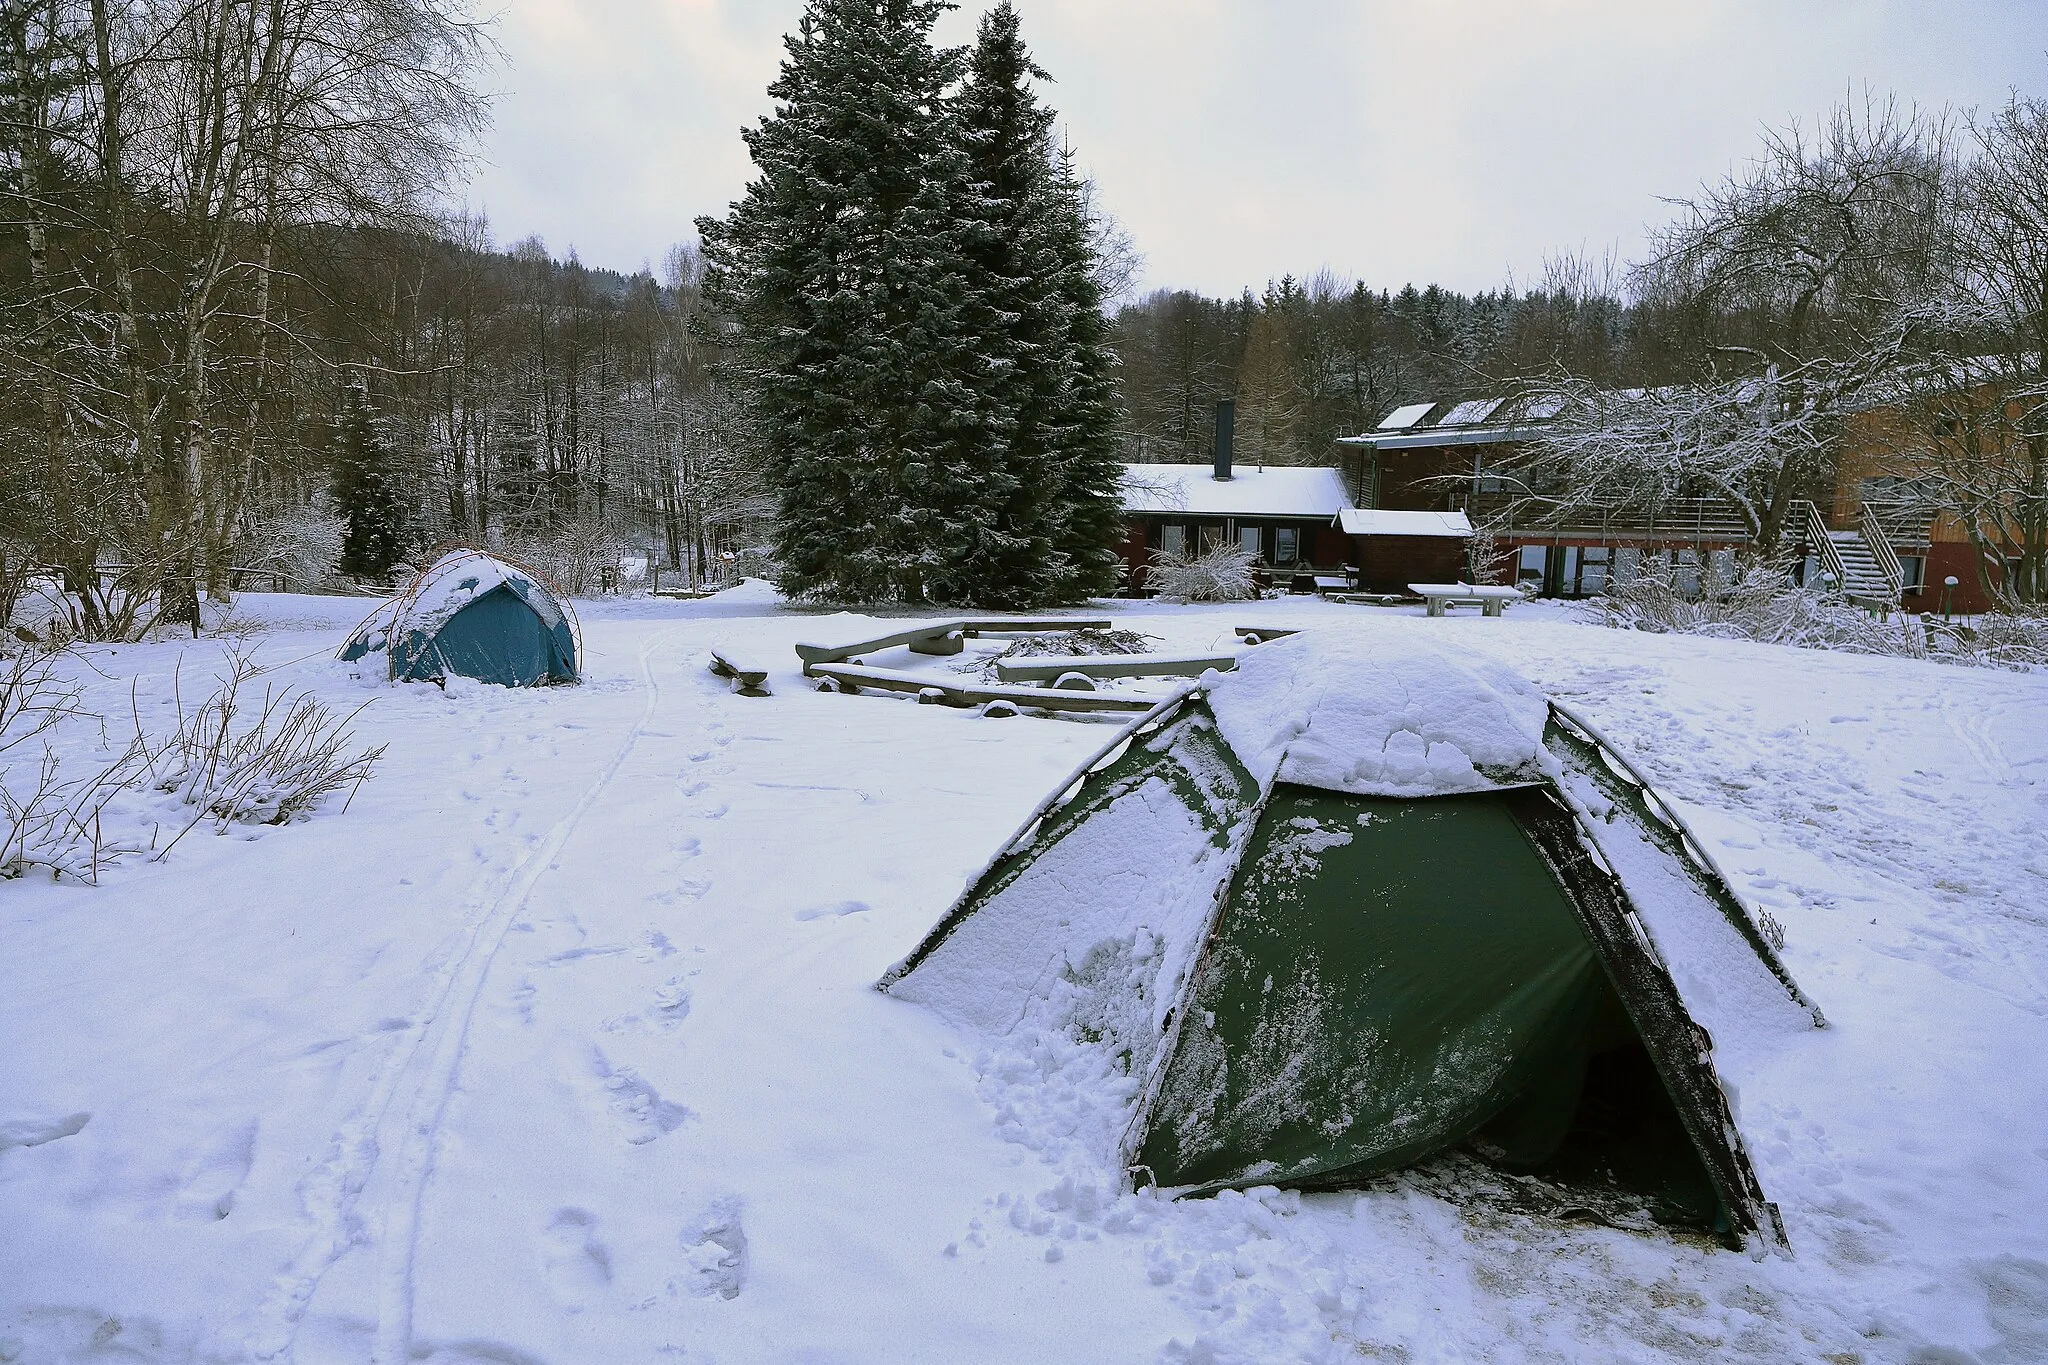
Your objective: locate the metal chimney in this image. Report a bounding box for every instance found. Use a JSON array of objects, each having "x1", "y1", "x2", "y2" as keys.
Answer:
[{"x1": 1212, "y1": 398, "x2": 1235, "y2": 481}]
